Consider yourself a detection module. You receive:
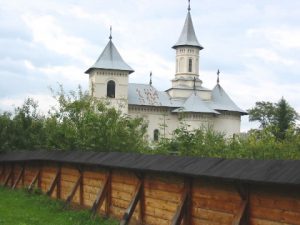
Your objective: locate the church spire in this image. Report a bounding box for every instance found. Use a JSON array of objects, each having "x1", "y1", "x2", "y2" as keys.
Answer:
[
  {"x1": 172, "y1": 1, "x2": 203, "y2": 50},
  {"x1": 217, "y1": 69, "x2": 220, "y2": 84}
]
